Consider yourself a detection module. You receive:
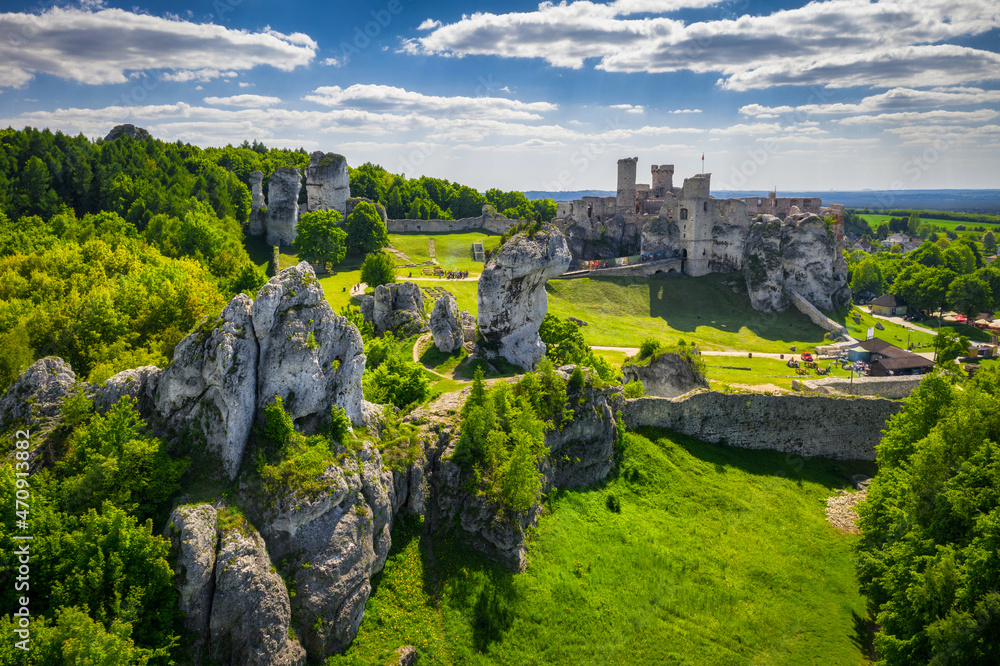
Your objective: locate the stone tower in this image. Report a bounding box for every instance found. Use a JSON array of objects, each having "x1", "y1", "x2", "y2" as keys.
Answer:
[
  {"x1": 616, "y1": 157, "x2": 638, "y2": 214},
  {"x1": 651, "y1": 164, "x2": 674, "y2": 198}
]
